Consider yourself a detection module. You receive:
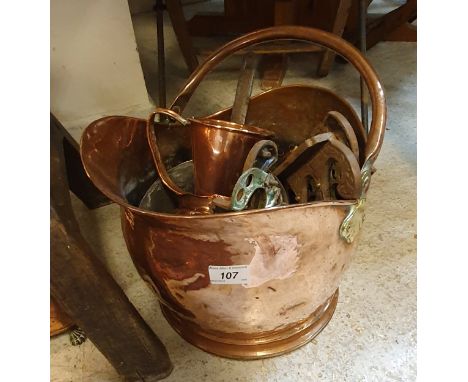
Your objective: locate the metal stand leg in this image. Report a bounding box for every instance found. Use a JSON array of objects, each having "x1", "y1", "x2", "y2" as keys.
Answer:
[
  {"x1": 359, "y1": 0, "x2": 369, "y2": 133},
  {"x1": 155, "y1": 0, "x2": 166, "y2": 108}
]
